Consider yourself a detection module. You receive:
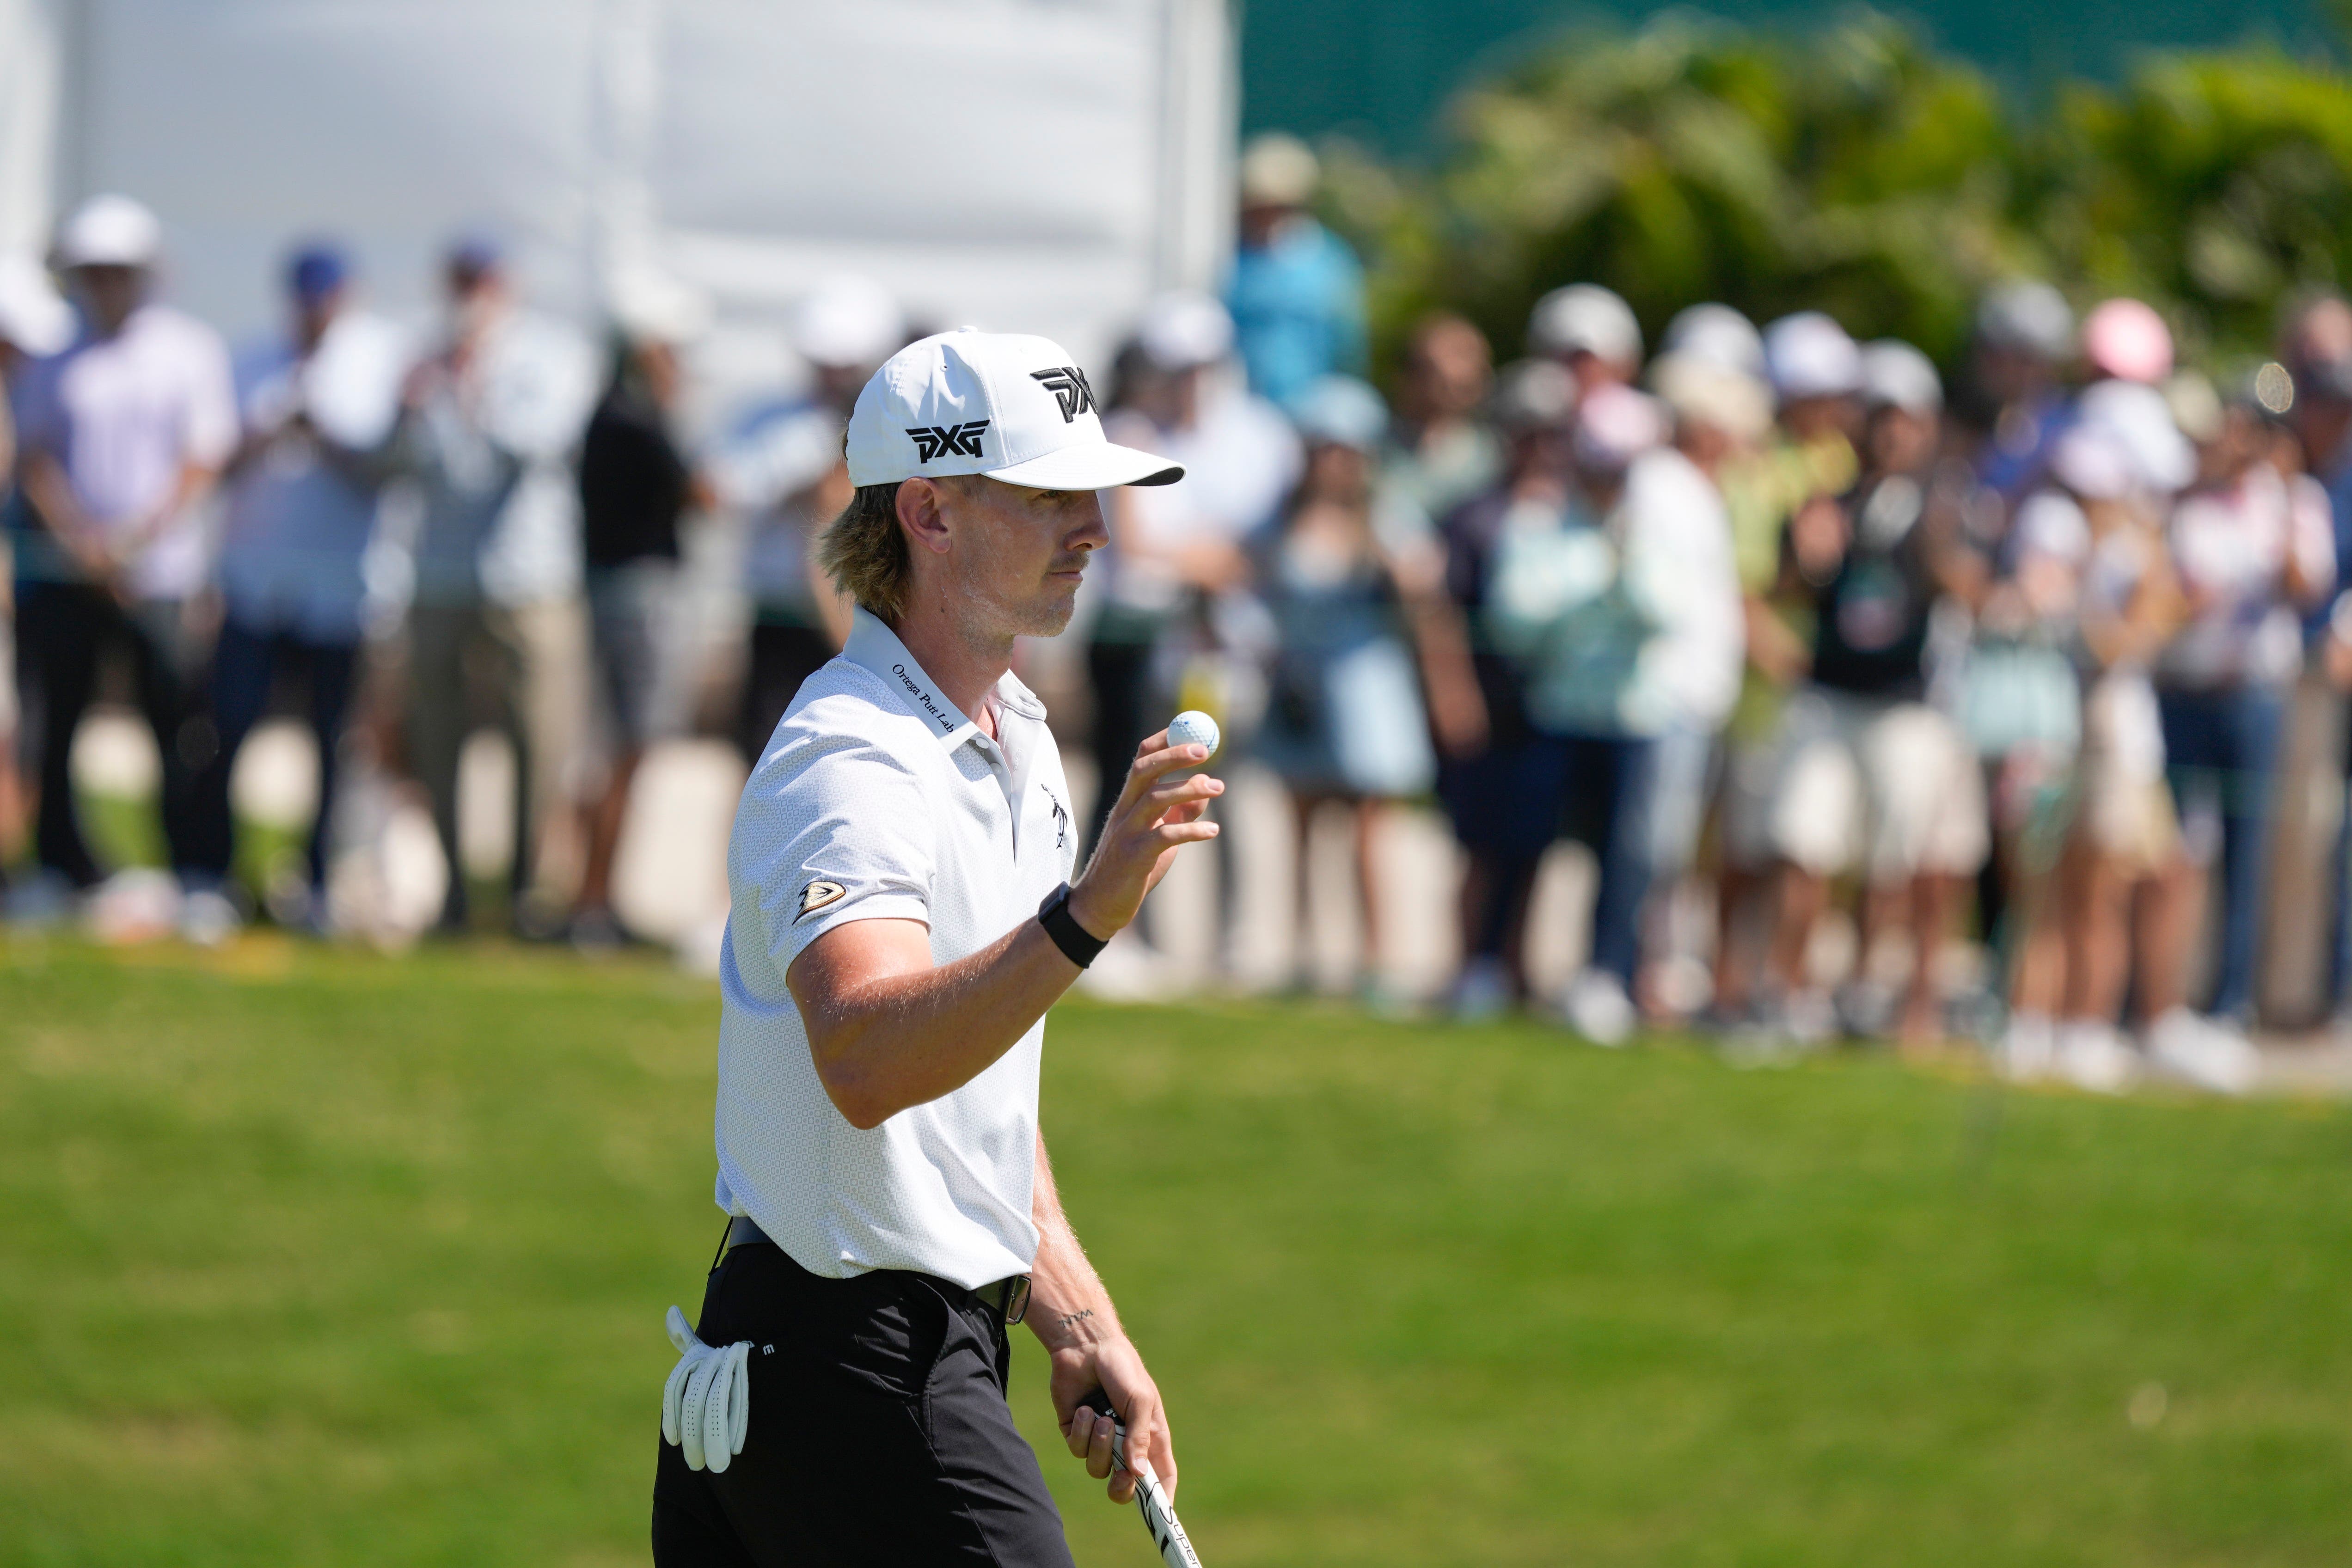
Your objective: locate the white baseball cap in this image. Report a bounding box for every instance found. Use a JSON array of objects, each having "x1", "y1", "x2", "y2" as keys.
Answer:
[
  {"x1": 846, "y1": 328, "x2": 1183, "y2": 490},
  {"x1": 1529, "y1": 283, "x2": 1642, "y2": 365},
  {"x1": 1763, "y1": 311, "x2": 1862, "y2": 400},
  {"x1": 792, "y1": 274, "x2": 904, "y2": 370},
  {"x1": 0, "y1": 251, "x2": 74, "y2": 355},
  {"x1": 57, "y1": 194, "x2": 163, "y2": 269}
]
